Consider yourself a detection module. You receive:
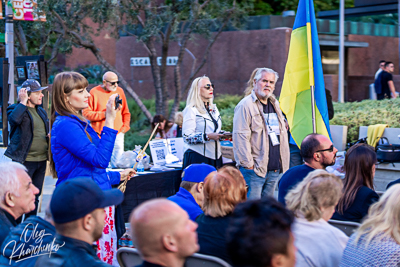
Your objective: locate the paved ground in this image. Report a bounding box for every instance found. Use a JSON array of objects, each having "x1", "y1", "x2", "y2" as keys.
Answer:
[{"x1": 37, "y1": 175, "x2": 56, "y2": 219}]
